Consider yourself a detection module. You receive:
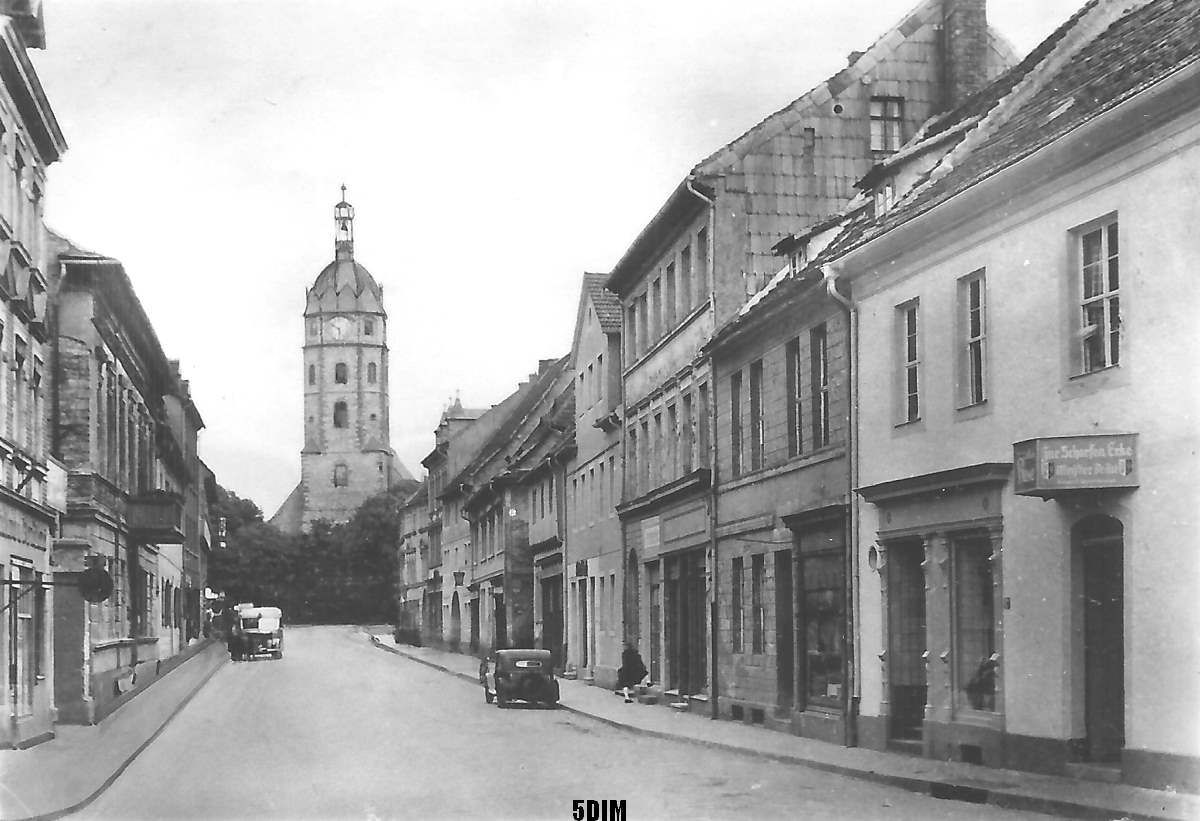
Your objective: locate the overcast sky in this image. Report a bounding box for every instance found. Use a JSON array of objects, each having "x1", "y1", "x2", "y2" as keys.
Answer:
[{"x1": 29, "y1": 0, "x2": 1083, "y2": 515}]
